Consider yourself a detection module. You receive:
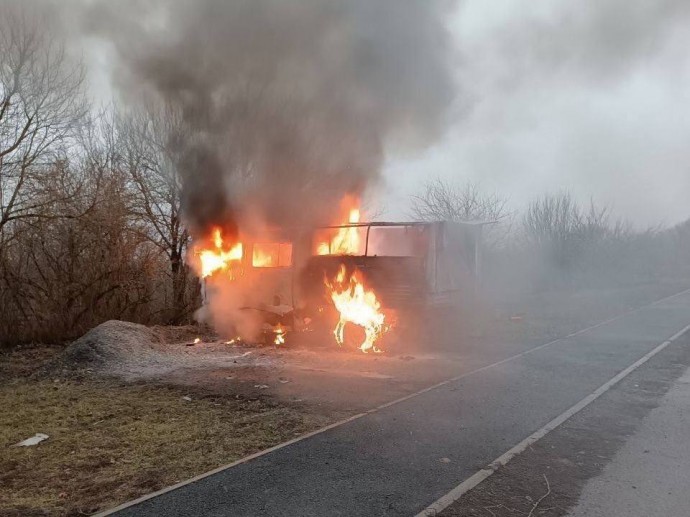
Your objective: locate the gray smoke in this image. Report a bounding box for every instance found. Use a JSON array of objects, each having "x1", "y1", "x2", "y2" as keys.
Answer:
[
  {"x1": 493, "y1": 0, "x2": 690, "y2": 84},
  {"x1": 85, "y1": 0, "x2": 457, "y2": 235},
  {"x1": 387, "y1": 0, "x2": 690, "y2": 227}
]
